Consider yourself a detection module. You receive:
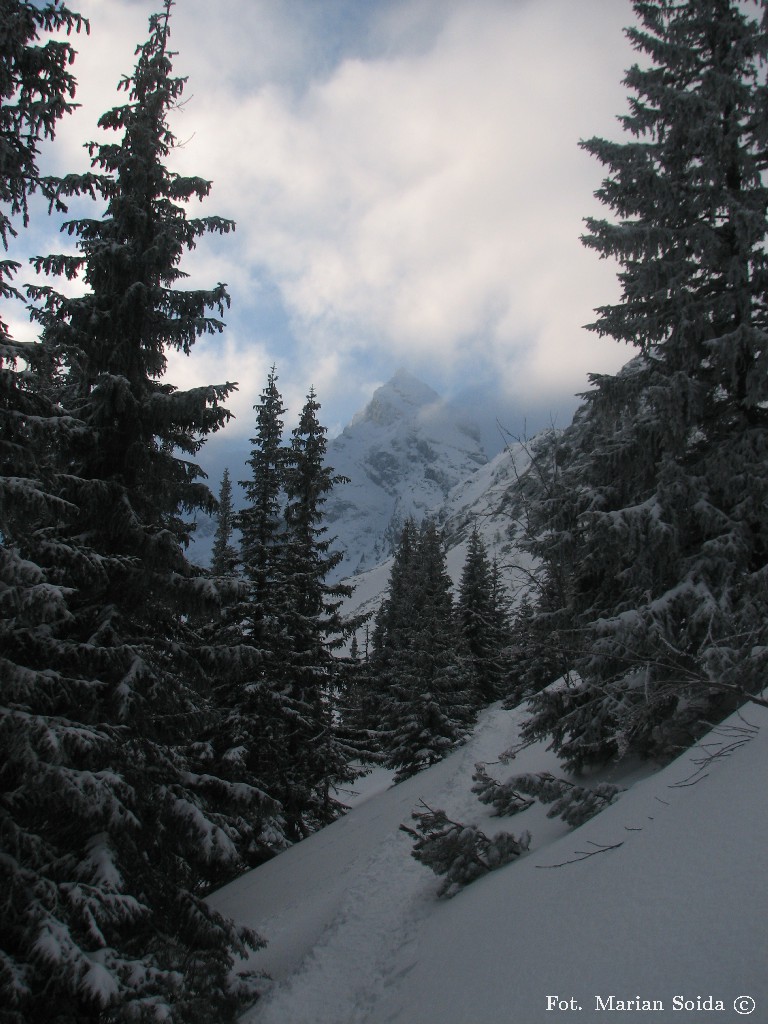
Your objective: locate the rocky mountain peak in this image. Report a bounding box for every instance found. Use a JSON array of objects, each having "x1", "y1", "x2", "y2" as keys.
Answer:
[
  {"x1": 347, "y1": 368, "x2": 441, "y2": 430},
  {"x1": 325, "y1": 371, "x2": 488, "y2": 578}
]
